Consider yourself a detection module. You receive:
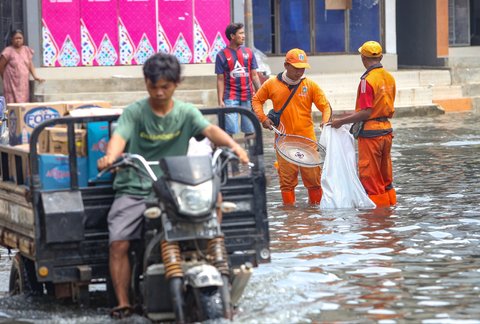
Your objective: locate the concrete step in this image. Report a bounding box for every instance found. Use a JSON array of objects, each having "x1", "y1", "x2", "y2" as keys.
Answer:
[
  {"x1": 34, "y1": 77, "x2": 146, "y2": 94},
  {"x1": 433, "y1": 98, "x2": 472, "y2": 112},
  {"x1": 313, "y1": 69, "x2": 451, "y2": 93},
  {"x1": 451, "y1": 67, "x2": 480, "y2": 84},
  {"x1": 472, "y1": 96, "x2": 480, "y2": 113},
  {"x1": 33, "y1": 75, "x2": 217, "y2": 95},
  {"x1": 448, "y1": 56, "x2": 480, "y2": 68},
  {"x1": 34, "y1": 68, "x2": 451, "y2": 98},
  {"x1": 33, "y1": 88, "x2": 218, "y2": 108},
  {"x1": 397, "y1": 69, "x2": 451, "y2": 87},
  {"x1": 33, "y1": 91, "x2": 147, "y2": 107},
  {"x1": 315, "y1": 104, "x2": 444, "y2": 118},
  {"x1": 35, "y1": 85, "x2": 441, "y2": 112},
  {"x1": 431, "y1": 85, "x2": 464, "y2": 100},
  {"x1": 462, "y1": 83, "x2": 480, "y2": 97},
  {"x1": 326, "y1": 86, "x2": 434, "y2": 111},
  {"x1": 31, "y1": 68, "x2": 462, "y2": 114}
]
